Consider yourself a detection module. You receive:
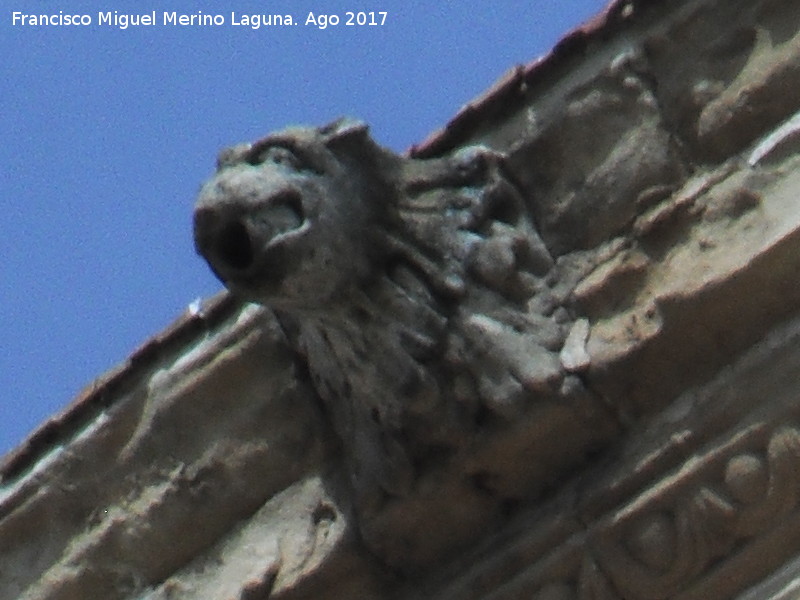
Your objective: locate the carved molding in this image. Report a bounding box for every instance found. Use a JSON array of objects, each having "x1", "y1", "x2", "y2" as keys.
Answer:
[
  {"x1": 430, "y1": 389, "x2": 800, "y2": 600},
  {"x1": 590, "y1": 424, "x2": 800, "y2": 600}
]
